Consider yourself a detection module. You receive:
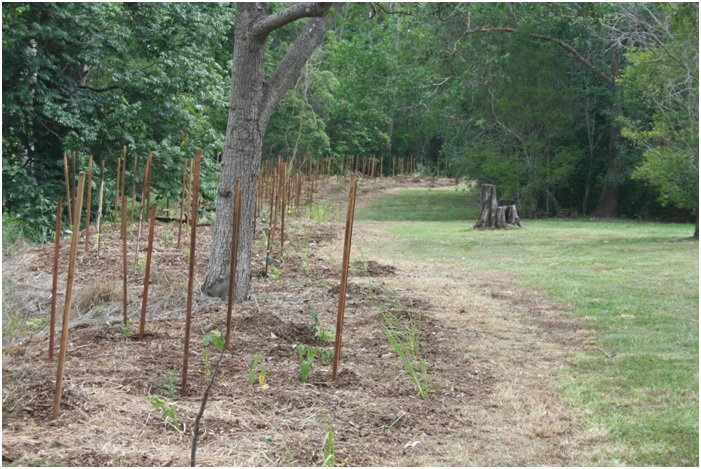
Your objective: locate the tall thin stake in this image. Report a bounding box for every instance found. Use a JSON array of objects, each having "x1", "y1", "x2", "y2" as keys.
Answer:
[
  {"x1": 49, "y1": 198, "x2": 62, "y2": 362},
  {"x1": 177, "y1": 159, "x2": 187, "y2": 248},
  {"x1": 114, "y1": 156, "x2": 122, "y2": 222},
  {"x1": 332, "y1": 173, "x2": 359, "y2": 380},
  {"x1": 52, "y1": 172, "x2": 85, "y2": 419},
  {"x1": 182, "y1": 150, "x2": 202, "y2": 397},
  {"x1": 130, "y1": 153, "x2": 138, "y2": 223},
  {"x1": 96, "y1": 160, "x2": 105, "y2": 257},
  {"x1": 63, "y1": 152, "x2": 73, "y2": 227},
  {"x1": 280, "y1": 163, "x2": 288, "y2": 257},
  {"x1": 121, "y1": 196, "x2": 128, "y2": 325},
  {"x1": 139, "y1": 204, "x2": 157, "y2": 340},
  {"x1": 135, "y1": 152, "x2": 152, "y2": 263},
  {"x1": 84, "y1": 155, "x2": 93, "y2": 251},
  {"x1": 225, "y1": 180, "x2": 242, "y2": 350},
  {"x1": 71, "y1": 151, "x2": 77, "y2": 212}
]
